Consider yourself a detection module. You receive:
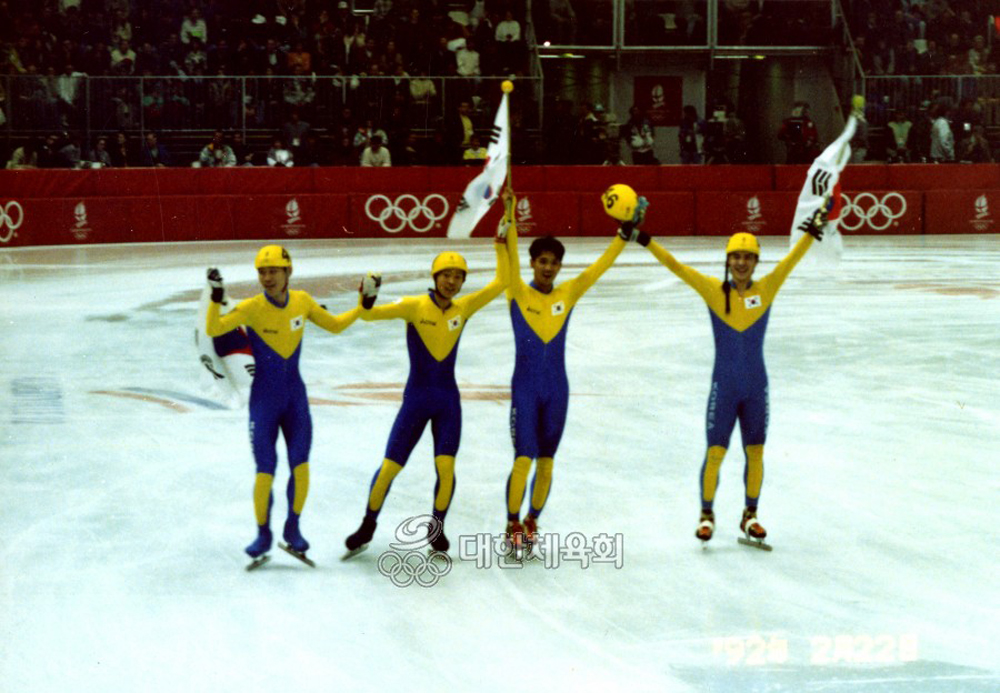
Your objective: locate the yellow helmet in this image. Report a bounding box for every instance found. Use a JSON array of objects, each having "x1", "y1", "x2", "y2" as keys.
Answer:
[
  {"x1": 431, "y1": 251, "x2": 468, "y2": 277},
  {"x1": 725, "y1": 232, "x2": 760, "y2": 256},
  {"x1": 255, "y1": 244, "x2": 292, "y2": 269},
  {"x1": 600, "y1": 183, "x2": 639, "y2": 222}
]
